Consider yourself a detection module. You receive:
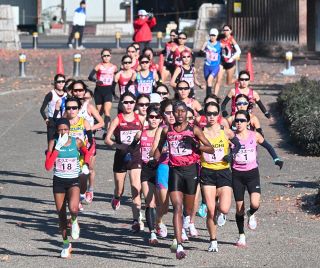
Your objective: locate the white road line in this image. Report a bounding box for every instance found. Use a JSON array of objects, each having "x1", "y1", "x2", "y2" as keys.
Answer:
[{"x1": 0, "y1": 87, "x2": 44, "y2": 96}]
